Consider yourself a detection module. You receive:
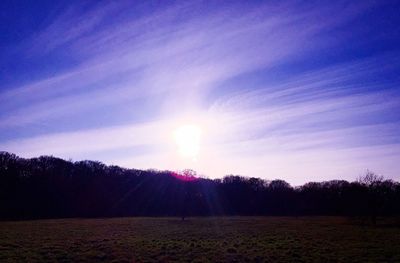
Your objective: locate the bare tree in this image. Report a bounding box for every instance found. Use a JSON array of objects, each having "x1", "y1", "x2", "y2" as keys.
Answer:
[
  {"x1": 357, "y1": 170, "x2": 385, "y2": 225},
  {"x1": 357, "y1": 170, "x2": 384, "y2": 187}
]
